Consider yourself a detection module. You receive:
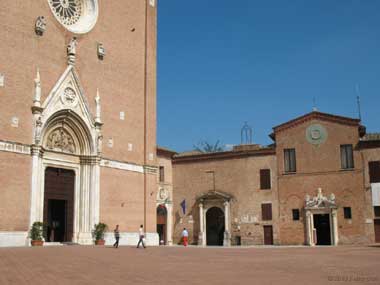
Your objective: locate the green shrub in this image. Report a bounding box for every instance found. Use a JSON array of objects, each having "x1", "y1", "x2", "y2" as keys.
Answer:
[
  {"x1": 92, "y1": 223, "x2": 108, "y2": 241},
  {"x1": 29, "y1": 222, "x2": 44, "y2": 241}
]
